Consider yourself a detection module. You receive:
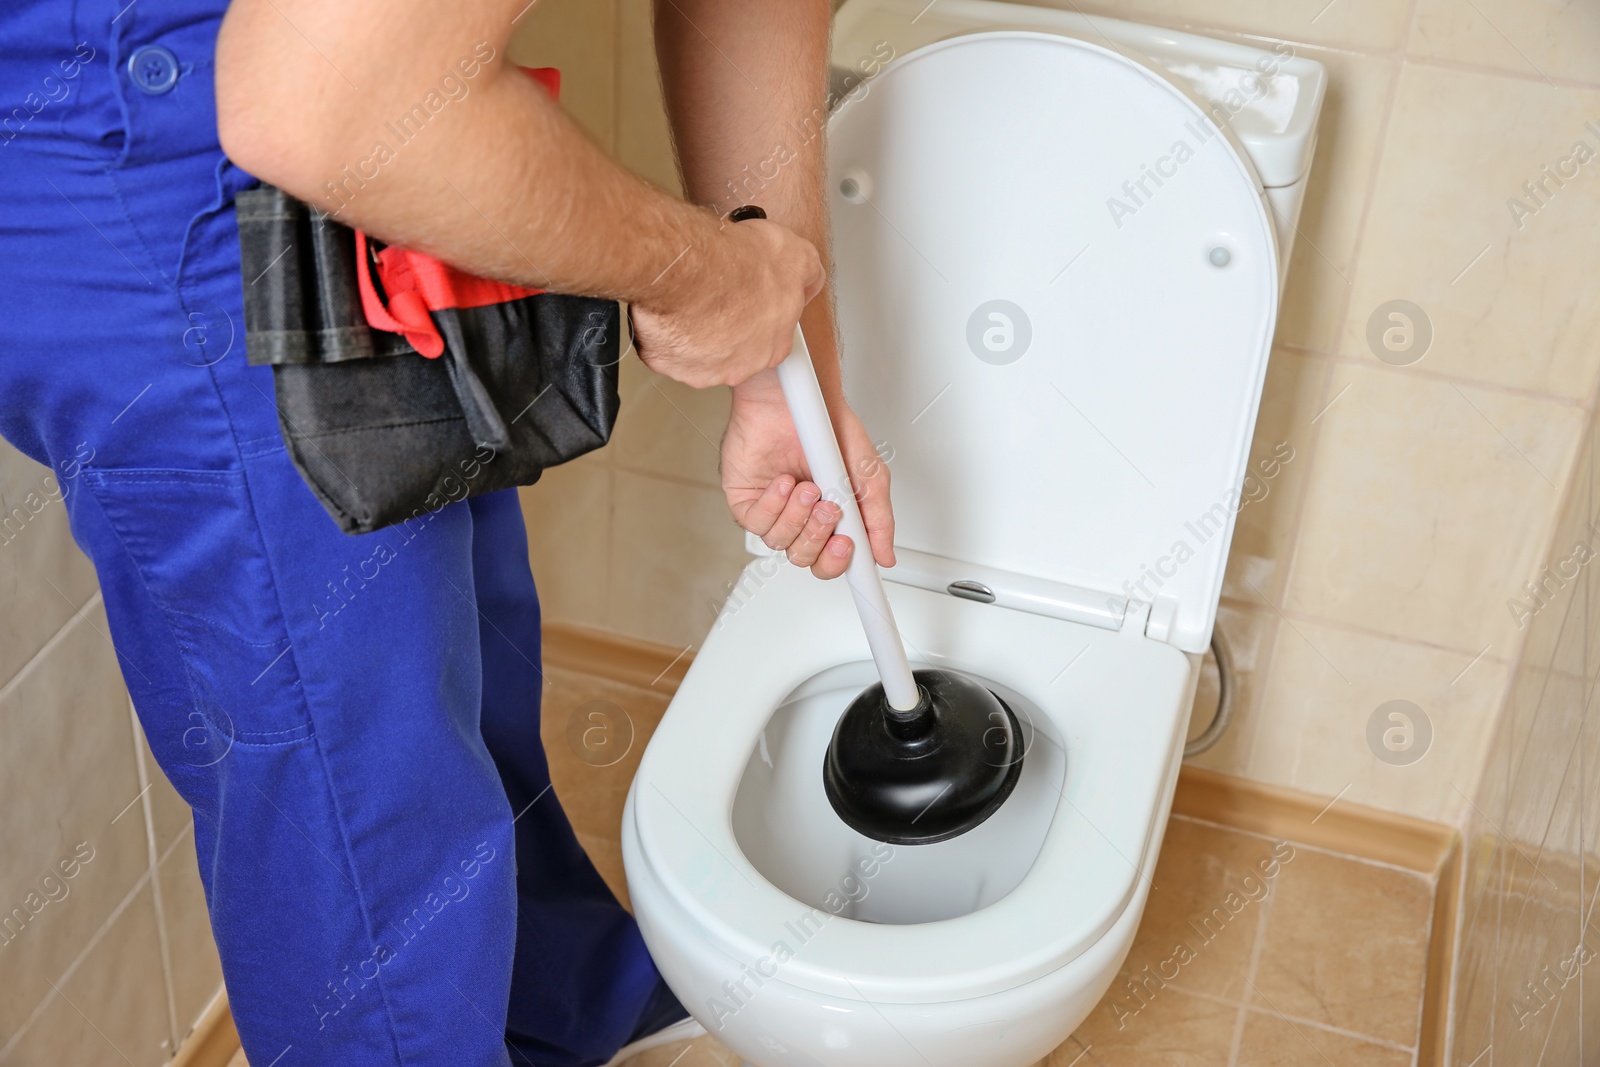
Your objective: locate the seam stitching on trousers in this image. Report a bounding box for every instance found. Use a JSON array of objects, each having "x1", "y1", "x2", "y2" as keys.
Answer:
[{"x1": 228, "y1": 463, "x2": 415, "y2": 1067}]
